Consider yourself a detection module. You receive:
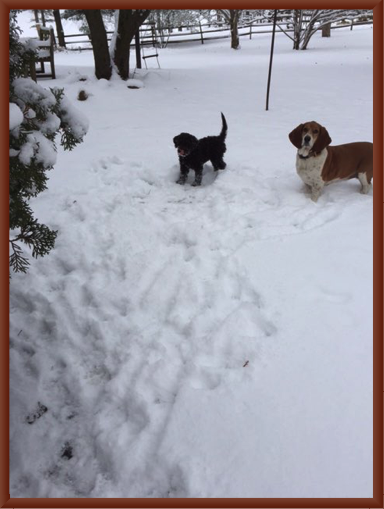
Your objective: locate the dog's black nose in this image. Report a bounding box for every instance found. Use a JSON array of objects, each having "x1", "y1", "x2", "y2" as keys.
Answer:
[{"x1": 304, "y1": 135, "x2": 311, "y2": 144}]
